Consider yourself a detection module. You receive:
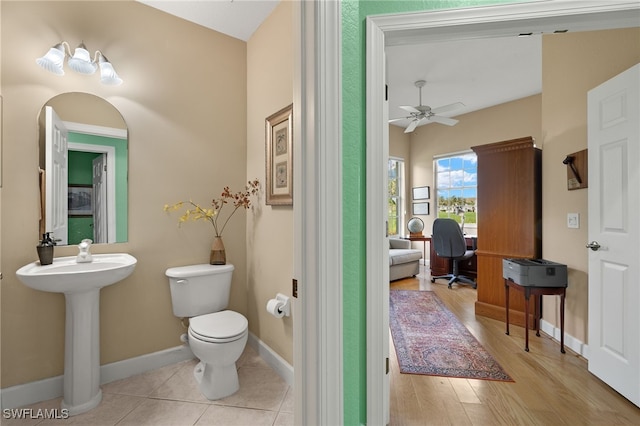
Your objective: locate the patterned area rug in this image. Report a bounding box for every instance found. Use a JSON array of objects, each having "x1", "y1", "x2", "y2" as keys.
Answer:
[{"x1": 389, "y1": 290, "x2": 513, "y2": 381}]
